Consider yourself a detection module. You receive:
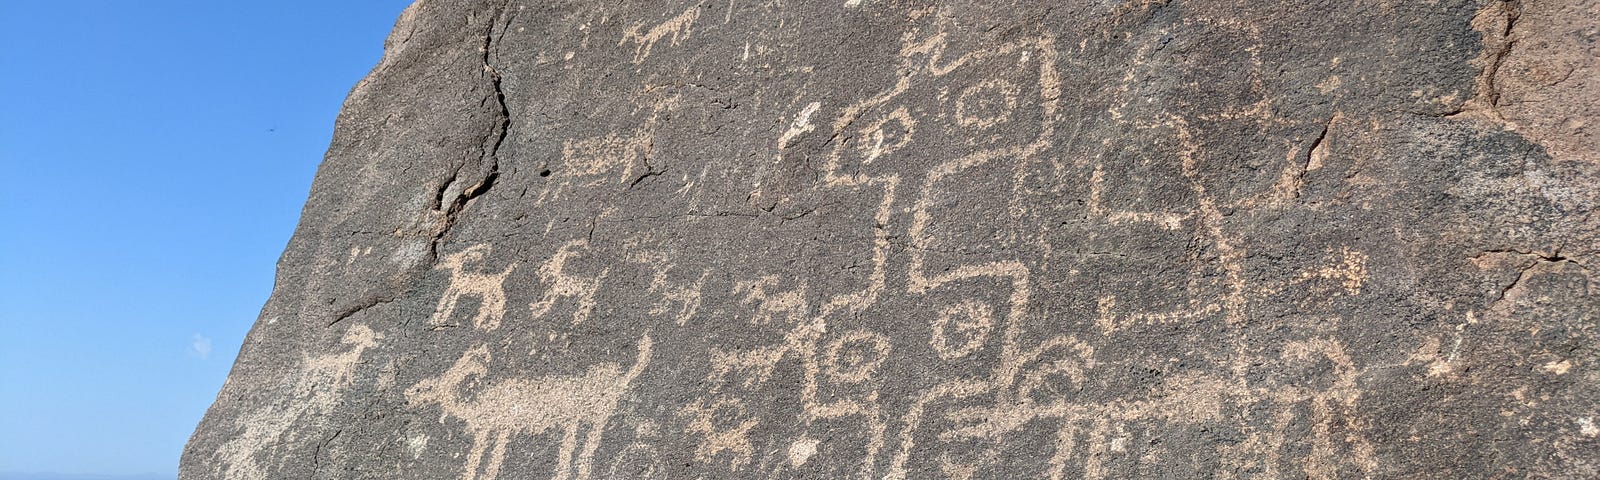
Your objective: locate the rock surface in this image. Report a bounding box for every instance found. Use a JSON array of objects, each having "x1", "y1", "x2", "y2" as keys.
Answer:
[{"x1": 182, "y1": 0, "x2": 1599, "y2": 478}]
